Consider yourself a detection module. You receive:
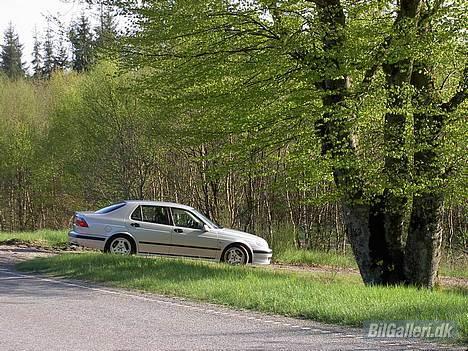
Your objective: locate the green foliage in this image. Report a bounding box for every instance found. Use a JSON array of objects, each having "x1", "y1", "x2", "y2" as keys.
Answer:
[
  {"x1": 94, "y1": 7, "x2": 118, "y2": 53},
  {"x1": 0, "y1": 72, "x2": 83, "y2": 229},
  {"x1": 0, "y1": 77, "x2": 49, "y2": 172},
  {"x1": 46, "y1": 62, "x2": 165, "y2": 202},
  {"x1": 117, "y1": 0, "x2": 467, "y2": 203}
]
